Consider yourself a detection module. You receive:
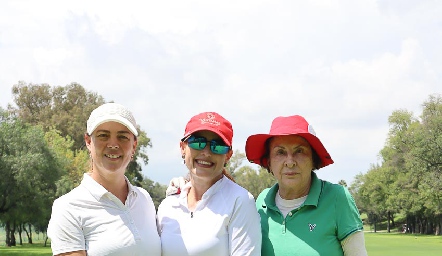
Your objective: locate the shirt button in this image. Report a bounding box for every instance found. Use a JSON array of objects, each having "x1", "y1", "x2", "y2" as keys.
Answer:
[{"x1": 288, "y1": 212, "x2": 293, "y2": 216}]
